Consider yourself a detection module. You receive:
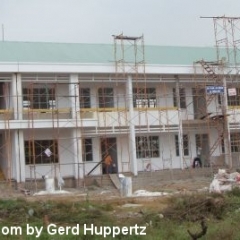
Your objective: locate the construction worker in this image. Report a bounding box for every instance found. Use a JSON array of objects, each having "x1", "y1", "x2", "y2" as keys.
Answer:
[
  {"x1": 192, "y1": 156, "x2": 202, "y2": 168},
  {"x1": 104, "y1": 154, "x2": 113, "y2": 173}
]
